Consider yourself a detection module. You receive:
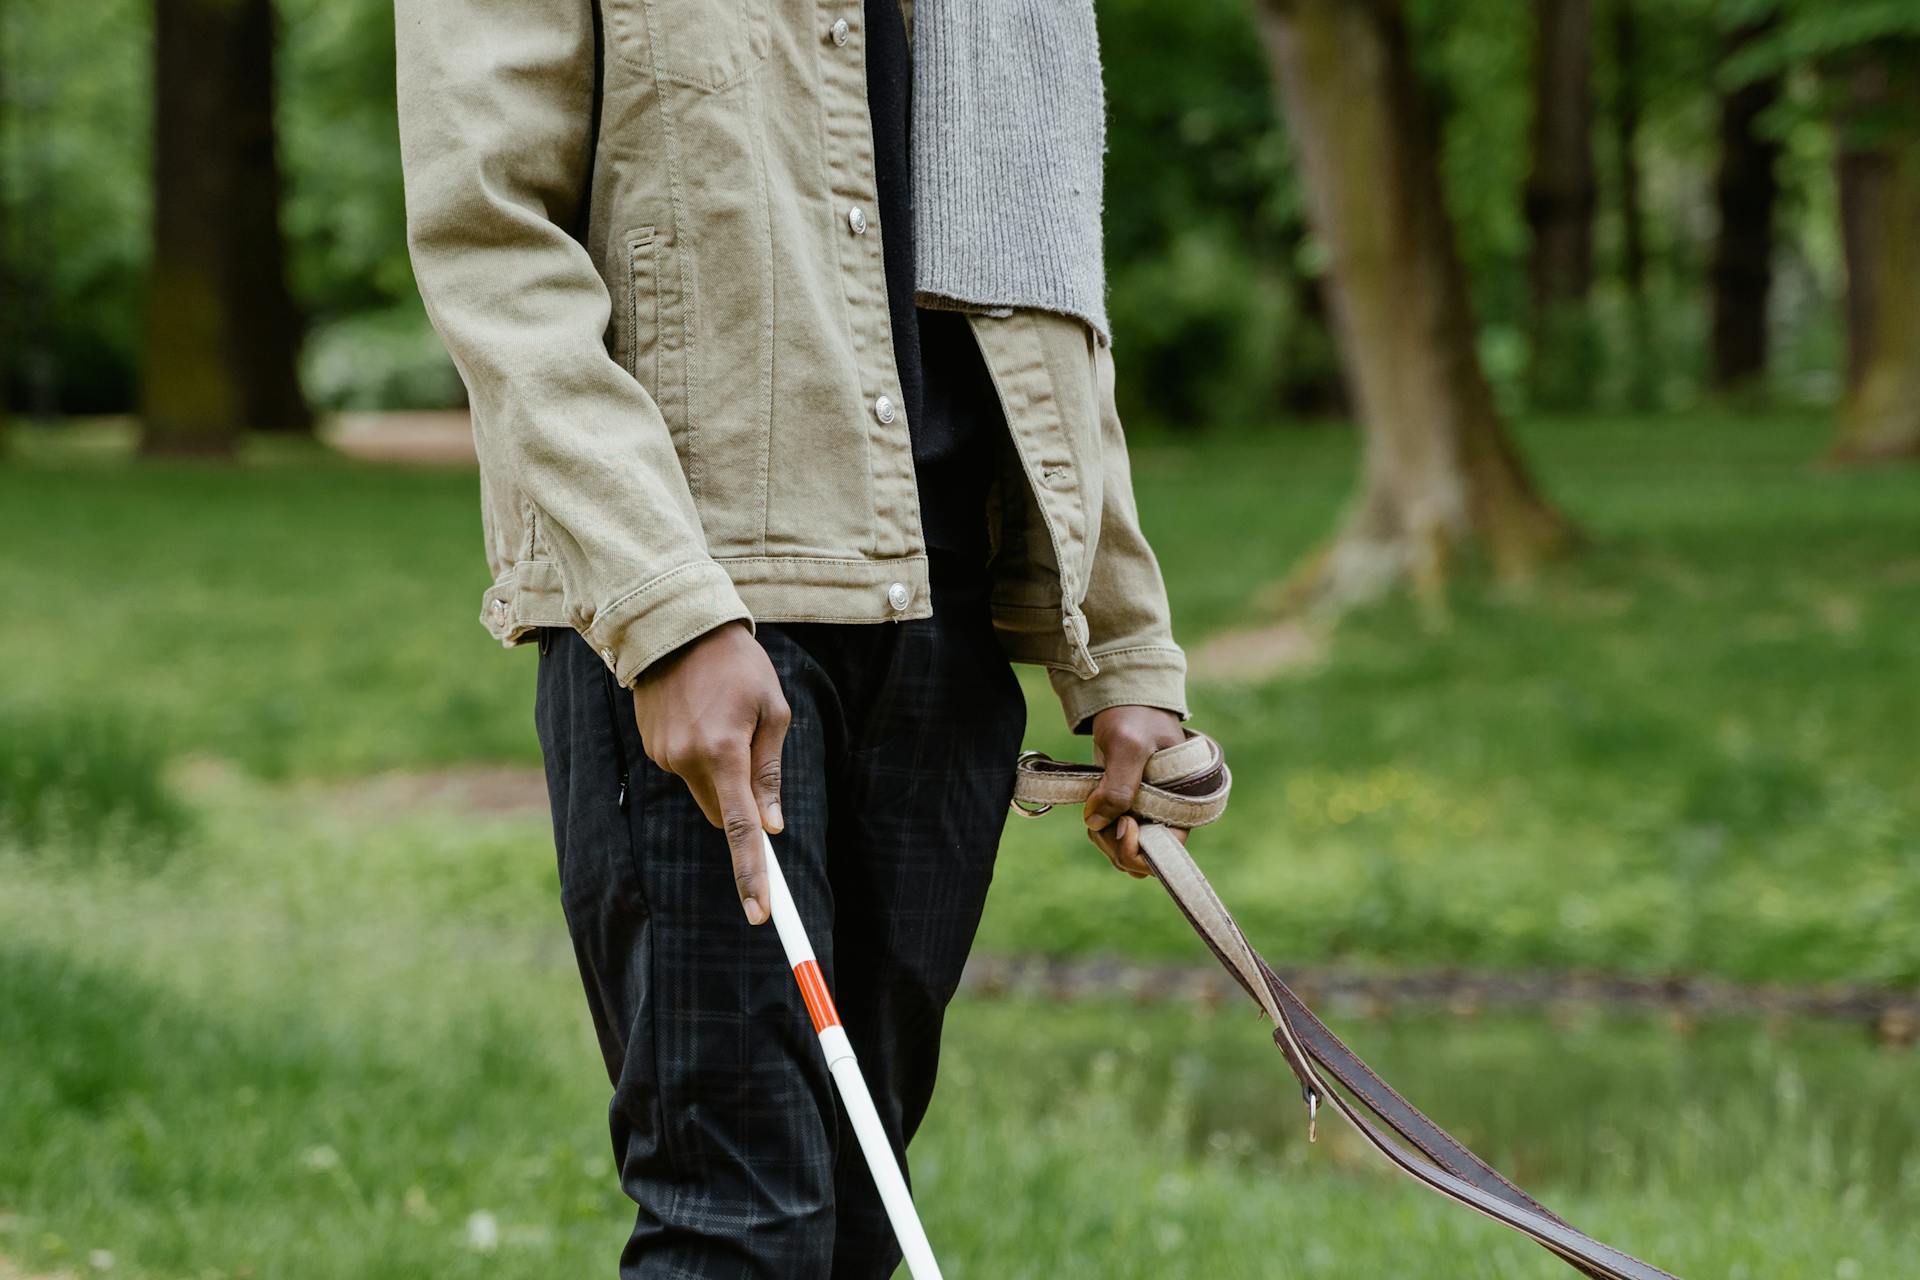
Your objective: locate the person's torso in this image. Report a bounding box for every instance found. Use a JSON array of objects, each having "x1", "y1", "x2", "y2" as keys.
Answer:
[{"x1": 480, "y1": 1, "x2": 1116, "y2": 675}]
